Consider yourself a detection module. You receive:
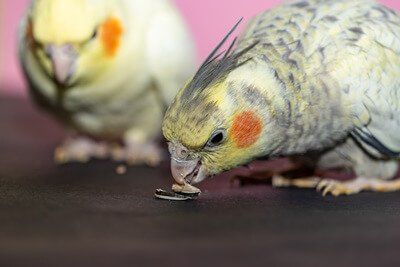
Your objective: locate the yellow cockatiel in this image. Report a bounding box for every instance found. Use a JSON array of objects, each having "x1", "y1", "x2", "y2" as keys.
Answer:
[
  {"x1": 163, "y1": 0, "x2": 400, "y2": 196},
  {"x1": 19, "y1": 0, "x2": 195, "y2": 165}
]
